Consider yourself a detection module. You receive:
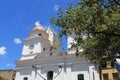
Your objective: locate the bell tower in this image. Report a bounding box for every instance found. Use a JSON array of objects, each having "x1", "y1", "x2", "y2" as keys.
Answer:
[{"x1": 20, "y1": 22, "x2": 51, "y2": 60}]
